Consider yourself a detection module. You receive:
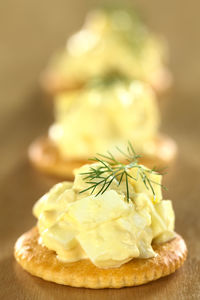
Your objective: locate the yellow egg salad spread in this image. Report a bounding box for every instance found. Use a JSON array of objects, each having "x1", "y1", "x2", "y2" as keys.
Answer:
[
  {"x1": 47, "y1": 7, "x2": 168, "y2": 87},
  {"x1": 49, "y1": 78, "x2": 160, "y2": 159},
  {"x1": 33, "y1": 146, "x2": 175, "y2": 269}
]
